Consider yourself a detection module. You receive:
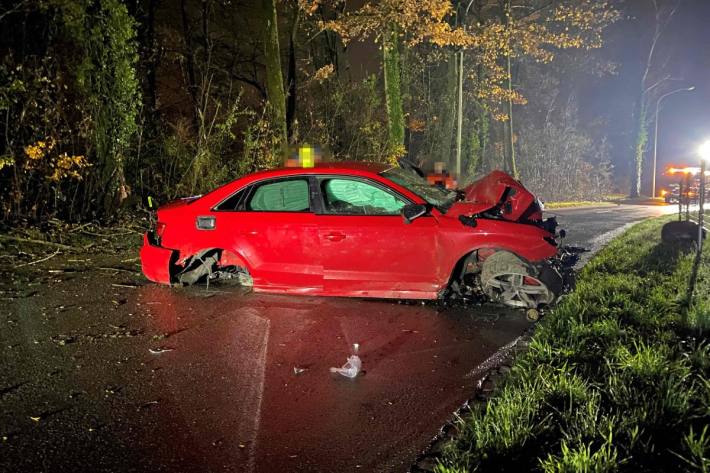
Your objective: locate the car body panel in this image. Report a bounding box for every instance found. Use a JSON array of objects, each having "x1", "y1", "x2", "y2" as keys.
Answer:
[
  {"x1": 141, "y1": 162, "x2": 558, "y2": 299},
  {"x1": 140, "y1": 234, "x2": 175, "y2": 284},
  {"x1": 463, "y1": 170, "x2": 541, "y2": 222},
  {"x1": 222, "y1": 211, "x2": 323, "y2": 291},
  {"x1": 316, "y1": 213, "x2": 441, "y2": 296}
]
